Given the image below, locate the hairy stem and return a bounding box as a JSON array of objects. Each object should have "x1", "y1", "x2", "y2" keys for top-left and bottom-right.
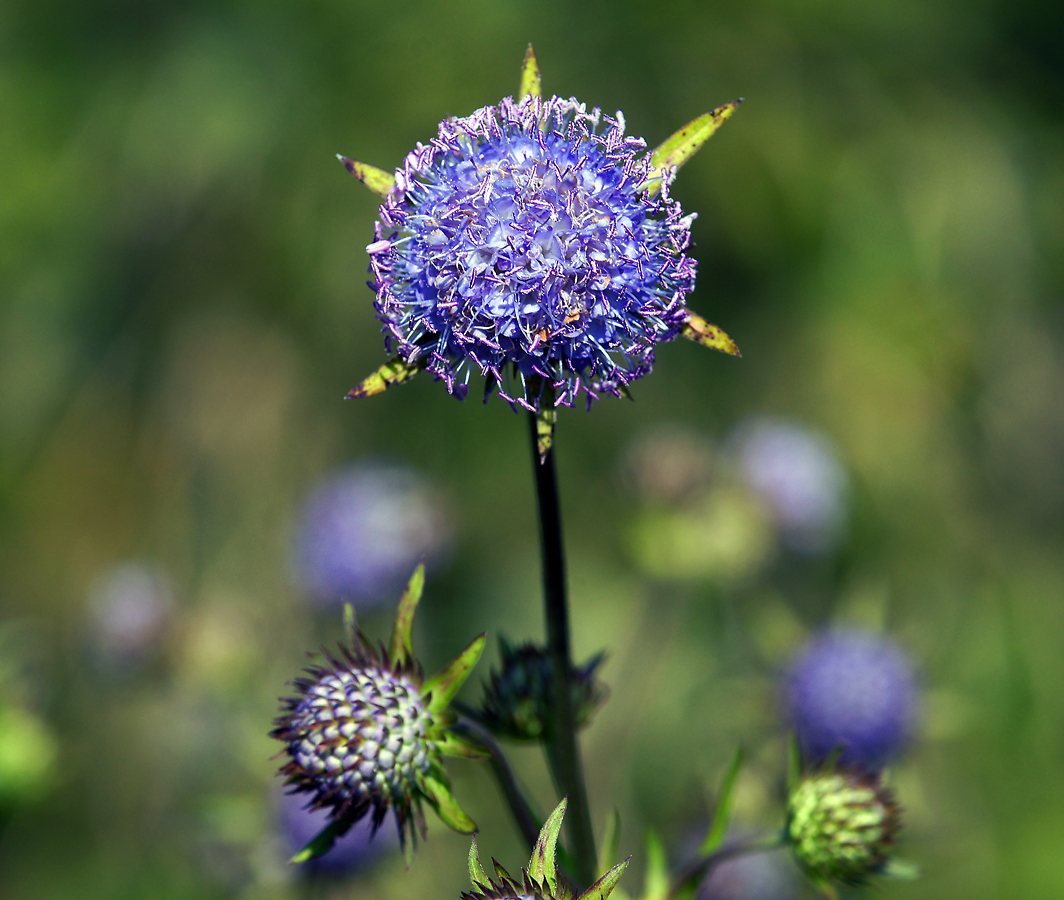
[{"x1": 527, "y1": 412, "x2": 597, "y2": 889}]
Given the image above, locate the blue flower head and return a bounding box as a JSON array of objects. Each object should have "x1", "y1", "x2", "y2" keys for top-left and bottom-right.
[
  {"x1": 785, "y1": 629, "x2": 916, "y2": 771},
  {"x1": 343, "y1": 48, "x2": 740, "y2": 454}
]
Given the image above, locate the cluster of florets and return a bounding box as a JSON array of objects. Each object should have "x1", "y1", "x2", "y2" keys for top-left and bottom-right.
[
  {"x1": 367, "y1": 94, "x2": 697, "y2": 411},
  {"x1": 479, "y1": 637, "x2": 608, "y2": 741}
]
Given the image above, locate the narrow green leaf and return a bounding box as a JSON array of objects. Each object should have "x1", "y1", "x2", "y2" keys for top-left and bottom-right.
[
  {"x1": 290, "y1": 815, "x2": 353, "y2": 864},
  {"x1": 643, "y1": 830, "x2": 669, "y2": 900},
  {"x1": 642, "y1": 100, "x2": 741, "y2": 196},
  {"x1": 423, "y1": 633, "x2": 486, "y2": 715},
  {"x1": 337, "y1": 155, "x2": 396, "y2": 196},
  {"x1": 389, "y1": 564, "x2": 425, "y2": 665},
  {"x1": 422, "y1": 773, "x2": 477, "y2": 834},
  {"x1": 598, "y1": 808, "x2": 621, "y2": 877},
  {"x1": 577, "y1": 858, "x2": 630, "y2": 900},
  {"x1": 435, "y1": 729, "x2": 491, "y2": 759},
  {"x1": 342, "y1": 602, "x2": 357, "y2": 646},
  {"x1": 519, "y1": 44, "x2": 542, "y2": 100},
  {"x1": 345, "y1": 356, "x2": 422, "y2": 399},
  {"x1": 529, "y1": 798, "x2": 567, "y2": 893},
  {"x1": 680, "y1": 312, "x2": 741, "y2": 357},
  {"x1": 469, "y1": 836, "x2": 490, "y2": 886},
  {"x1": 700, "y1": 746, "x2": 744, "y2": 854}
]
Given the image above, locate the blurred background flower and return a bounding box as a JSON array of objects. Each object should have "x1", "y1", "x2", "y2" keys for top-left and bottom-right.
[
  {"x1": 292, "y1": 462, "x2": 451, "y2": 609},
  {"x1": 698, "y1": 849, "x2": 799, "y2": 900}
]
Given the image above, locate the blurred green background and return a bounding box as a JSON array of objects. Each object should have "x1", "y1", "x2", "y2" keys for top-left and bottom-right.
[{"x1": 2, "y1": 0, "x2": 1063, "y2": 897}]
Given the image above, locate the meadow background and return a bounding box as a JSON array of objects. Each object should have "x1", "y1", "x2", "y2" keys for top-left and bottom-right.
[{"x1": 2, "y1": 0, "x2": 1063, "y2": 897}]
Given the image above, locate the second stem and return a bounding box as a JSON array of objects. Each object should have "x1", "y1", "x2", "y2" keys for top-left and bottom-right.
[{"x1": 528, "y1": 412, "x2": 597, "y2": 890}]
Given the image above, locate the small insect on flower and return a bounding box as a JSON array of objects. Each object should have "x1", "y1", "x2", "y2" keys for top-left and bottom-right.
[
  {"x1": 466, "y1": 798, "x2": 629, "y2": 900},
  {"x1": 271, "y1": 566, "x2": 488, "y2": 863},
  {"x1": 342, "y1": 46, "x2": 741, "y2": 458}
]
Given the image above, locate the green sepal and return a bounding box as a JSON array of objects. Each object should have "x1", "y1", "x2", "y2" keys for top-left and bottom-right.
[
  {"x1": 290, "y1": 812, "x2": 355, "y2": 864},
  {"x1": 577, "y1": 858, "x2": 630, "y2": 900},
  {"x1": 346, "y1": 356, "x2": 423, "y2": 399},
  {"x1": 642, "y1": 100, "x2": 741, "y2": 196},
  {"x1": 529, "y1": 797, "x2": 567, "y2": 893},
  {"x1": 598, "y1": 808, "x2": 621, "y2": 877},
  {"x1": 421, "y1": 771, "x2": 477, "y2": 834},
  {"x1": 642, "y1": 829, "x2": 669, "y2": 900},
  {"x1": 389, "y1": 564, "x2": 424, "y2": 665},
  {"x1": 519, "y1": 44, "x2": 542, "y2": 100},
  {"x1": 435, "y1": 728, "x2": 491, "y2": 759},
  {"x1": 337, "y1": 155, "x2": 396, "y2": 197},
  {"x1": 424, "y1": 633, "x2": 487, "y2": 715},
  {"x1": 469, "y1": 836, "x2": 490, "y2": 886},
  {"x1": 700, "y1": 746, "x2": 744, "y2": 854},
  {"x1": 680, "y1": 312, "x2": 740, "y2": 357},
  {"x1": 493, "y1": 858, "x2": 516, "y2": 882}
]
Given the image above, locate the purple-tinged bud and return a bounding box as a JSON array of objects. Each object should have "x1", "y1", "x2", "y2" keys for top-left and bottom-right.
[
  {"x1": 785, "y1": 629, "x2": 916, "y2": 771},
  {"x1": 293, "y1": 464, "x2": 450, "y2": 608}
]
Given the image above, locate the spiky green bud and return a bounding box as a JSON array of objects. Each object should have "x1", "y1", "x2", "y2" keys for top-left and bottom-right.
[
  {"x1": 787, "y1": 771, "x2": 900, "y2": 887},
  {"x1": 272, "y1": 566, "x2": 487, "y2": 862},
  {"x1": 465, "y1": 799, "x2": 630, "y2": 900},
  {"x1": 479, "y1": 638, "x2": 608, "y2": 741}
]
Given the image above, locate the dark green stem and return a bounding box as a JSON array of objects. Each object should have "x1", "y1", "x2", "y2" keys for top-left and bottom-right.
[{"x1": 527, "y1": 412, "x2": 597, "y2": 890}]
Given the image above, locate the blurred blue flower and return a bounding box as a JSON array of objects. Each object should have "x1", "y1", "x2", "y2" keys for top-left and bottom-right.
[
  {"x1": 86, "y1": 561, "x2": 174, "y2": 677},
  {"x1": 729, "y1": 418, "x2": 848, "y2": 555},
  {"x1": 785, "y1": 629, "x2": 917, "y2": 771},
  {"x1": 369, "y1": 95, "x2": 698, "y2": 411},
  {"x1": 293, "y1": 464, "x2": 450, "y2": 607},
  {"x1": 699, "y1": 850, "x2": 798, "y2": 900},
  {"x1": 279, "y1": 789, "x2": 397, "y2": 876}
]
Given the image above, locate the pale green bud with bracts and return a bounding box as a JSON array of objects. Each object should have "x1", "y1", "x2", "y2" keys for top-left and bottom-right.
[
  {"x1": 787, "y1": 770, "x2": 900, "y2": 888},
  {"x1": 271, "y1": 565, "x2": 487, "y2": 863},
  {"x1": 465, "y1": 799, "x2": 630, "y2": 900}
]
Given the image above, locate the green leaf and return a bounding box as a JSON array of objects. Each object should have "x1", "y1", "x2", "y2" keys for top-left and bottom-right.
[
  {"x1": 337, "y1": 155, "x2": 396, "y2": 196},
  {"x1": 435, "y1": 728, "x2": 491, "y2": 759},
  {"x1": 519, "y1": 44, "x2": 542, "y2": 100},
  {"x1": 529, "y1": 797, "x2": 567, "y2": 893},
  {"x1": 700, "y1": 746, "x2": 744, "y2": 854},
  {"x1": 469, "y1": 836, "x2": 490, "y2": 886},
  {"x1": 577, "y1": 859, "x2": 630, "y2": 900},
  {"x1": 421, "y1": 772, "x2": 477, "y2": 834},
  {"x1": 680, "y1": 312, "x2": 741, "y2": 357},
  {"x1": 787, "y1": 733, "x2": 802, "y2": 795},
  {"x1": 643, "y1": 830, "x2": 669, "y2": 900},
  {"x1": 598, "y1": 808, "x2": 621, "y2": 877},
  {"x1": 345, "y1": 356, "x2": 422, "y2": 399},
  {"x1": 423, "y1": 633, "x2": 487, "y2": 715},
  {"x1": 290, "y1": 814, "x2": 354, "y2": 864},
  {"x1": 389, "y1": 564, "x2": 425, "y2": 665},
  {"x1": 342, "y1": 602, "x2": 357, "y2": 646},
  {"x1": 642, "y1": 100, "x2": 741, "y2": 196}
]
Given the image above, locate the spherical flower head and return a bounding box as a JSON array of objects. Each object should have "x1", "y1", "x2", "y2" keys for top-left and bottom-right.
[
  {"x1": 272, "y1": 567, "x2": 486, "y2": 861},
  {"x1": 369, "y1": 94, "x2": 698, "y2": 411},
  {"x1": 729, "y1": 417, "x2": 848, "y2": 555},
  {"x1": 787, "y1": 771, "x2": 900, "y2": 886},
  {"x1": 293, "y1": 463, "x2": 450, "y2": 607},
  {"x1": 479, "y1": 637, "x2": 608, "y2": 741},
  {"x1": 785, "y1": 629, "x2": 916, "y2": 771}
]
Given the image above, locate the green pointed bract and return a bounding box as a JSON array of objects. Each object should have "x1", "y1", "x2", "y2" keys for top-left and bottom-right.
[
  {"x1": 493, "y1": 859, "x2": 516, "y2": 883},
  {"x1": 290, "y1": 810, "x2": 357, "y2": 864},
  {"x1": 470, "y1": 837, "x2": 490, "y2": 886},
  {"x1": 422, "y1": 771, "x2": 477, "y2": 833},
  {"x1": 529, "y1": 797, "x2": 567, "y2": 893},
  {"x1": 700, "y1": 746, "x2": 744, "y2": 854},
  {"x1": 346, "y1": 355, "x2": 423, "y2": 398},
  {"x1": 578, "y1": 859, "x2": 630, "y2": 900},
  {"x1": 389, "y1": 564, "x2": 425, "y2": 665},
  {"x1": 680, "y1": 312, "x2": 740, "y2": 357},
  {"x1": 642, "y1": 830, "x2": 669, "y2": 900},
  {"x1": 642, "y1": 100, "x2": 741, "y2": 197},
  {"x1": 424, "y1": 632, "x2": 487, "y2": 715},
  {"x1": 519, "y1": 44, "x2": 542, "y2": 100},
  {"x1": 338, "y1": 154, "x2": 396, "y2": 196},
  {"x1": 597, "y1": 809, "x2": 621, "y2": 878}
]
